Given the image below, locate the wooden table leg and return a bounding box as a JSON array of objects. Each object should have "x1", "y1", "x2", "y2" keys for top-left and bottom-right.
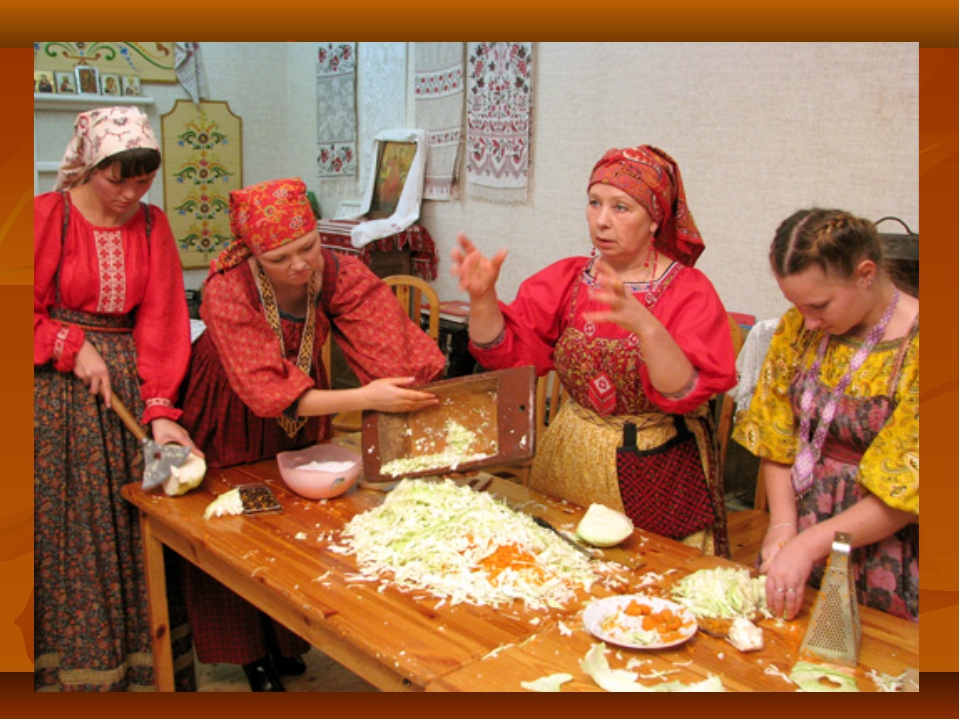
[{"x1": 139, "y1": 510, "x2": 176, "y2": 692}]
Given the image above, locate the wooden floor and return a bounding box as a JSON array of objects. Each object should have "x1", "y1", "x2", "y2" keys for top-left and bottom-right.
[{"x1": 196, "y1": 647, "x2": 377, "y2": 692}]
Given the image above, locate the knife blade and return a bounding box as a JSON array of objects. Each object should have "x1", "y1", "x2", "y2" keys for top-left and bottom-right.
[{"x1": 532, "y1": 516, "x2": 594, "y2": 560}]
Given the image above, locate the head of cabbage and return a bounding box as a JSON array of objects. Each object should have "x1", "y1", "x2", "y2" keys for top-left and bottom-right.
[{"x1": 576, "y1": 504, "x2": 634, "y2": 547}]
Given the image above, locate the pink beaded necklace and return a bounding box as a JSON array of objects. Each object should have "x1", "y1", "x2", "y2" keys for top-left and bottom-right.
[{"x1": 791, "y1": 287, "x2": 900, "y2": 494}]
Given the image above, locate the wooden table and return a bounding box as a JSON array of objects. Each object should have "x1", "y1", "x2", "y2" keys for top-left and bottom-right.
[
  {"x1": 425, "y1": 553, "x2": 920, "y2": 692},
  {"x1": 122, "y1": 467, "x2": 699, "y2": 692},
  {"x1": 124, "y1": 465, "x2": 917, "y2": 692}
]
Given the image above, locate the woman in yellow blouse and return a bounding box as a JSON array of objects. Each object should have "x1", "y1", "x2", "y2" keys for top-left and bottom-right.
[{"x1": 733, "y1": 208, "x2": 918, "y2": 622}]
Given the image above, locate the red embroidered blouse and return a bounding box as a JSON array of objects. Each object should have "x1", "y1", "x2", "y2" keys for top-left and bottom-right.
[
  {"x1": 198, "y1": 251, "x2": 446, "y2": 419},
  {"x1": 33, "y1": 192, "x2": 190, "y2": 423},
  {"x1": 470, "y1": 257, "x2": 736, "y2": 415}
]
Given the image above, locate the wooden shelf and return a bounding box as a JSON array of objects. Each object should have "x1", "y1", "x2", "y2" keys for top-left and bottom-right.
[{"x1": 34, "y1": 93, "x2": 155, "y2": 111}]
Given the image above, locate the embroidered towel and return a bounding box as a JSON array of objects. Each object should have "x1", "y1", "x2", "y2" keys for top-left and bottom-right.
[
  {"x1": 413, "y1": 42, "x2": 465, "y2": 201},
  {"x1": 465, "y1": 42, "x2": 534, "y2": 204},
  {"x1": 174, "y1": 42, "x2": 208, "y2": 104},
  {"x1": 316, "y1": 42, "x2": 358, "y2": 177}
]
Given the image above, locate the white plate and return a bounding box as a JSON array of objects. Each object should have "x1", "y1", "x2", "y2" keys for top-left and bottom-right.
[{"x1": 583, "y1": 594, "x2": 698, "y2": 650}]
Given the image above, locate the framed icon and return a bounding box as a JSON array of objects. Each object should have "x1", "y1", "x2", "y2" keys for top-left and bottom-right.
[
  {"x1": 55, "y1": 71, "x2": 76, "y2": 94},
  {"x1": 100, "y1": 73, "x2": 121, "y2": 97},
  {"x1": 75, "y1": 65, "x2": 99, "y2": 95},
  {"x1": 121, "y1": 74, "x2": 142, "y2": 97},
  {"x1": 368, "y1": 141, "x2": 417, "y2": 219},
  {"x1": 34, "y1": 70, "x2": 55, "y2": 94}
]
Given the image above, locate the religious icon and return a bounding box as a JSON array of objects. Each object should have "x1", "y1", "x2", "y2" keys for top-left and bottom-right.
[
  {"x1": 368, "y1": 141, "x2": 417, "y2": 219},
  {"x1": 101, "y1": 73, "x2": 121, "y2": 96},
  {"x1": 121, "y1": 74, "x2": 142, "y2": 96},
  {"x1": 34, "y1": 71, "x2": 55, "y2": 94},
  {"x1": 75, "y1": 66, "x2": 99, "y2": 95},
  {"x1": 55, "y1": 71, "x2": 76, "y2": 94}
]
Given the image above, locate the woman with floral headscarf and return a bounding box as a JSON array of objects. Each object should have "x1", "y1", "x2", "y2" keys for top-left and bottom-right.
[
  {"x1": 452, "y1": 145, "x2": 736, "y2": 555},
  {"x1": 34, "y1": 106, "x2": 200, "y2": 691},
  {"x1": 178, "y1": 177, "x2": 445, "y2": 691}
]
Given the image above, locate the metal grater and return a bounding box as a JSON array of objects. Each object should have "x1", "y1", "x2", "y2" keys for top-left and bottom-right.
[{"x1": 798, "y1": 532, "x2": 862, "y2": 667}]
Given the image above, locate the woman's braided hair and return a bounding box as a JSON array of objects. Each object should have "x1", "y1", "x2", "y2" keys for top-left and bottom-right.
[{"x1": 769, "y1": 208, "x2": 884, "y2": 280}]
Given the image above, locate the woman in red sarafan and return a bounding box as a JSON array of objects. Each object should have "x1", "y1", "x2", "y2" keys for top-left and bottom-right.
[
  {"x1": 452, "y1": 145, "x2": 737, "y2": 557},
  {"x1": 179, "y1": 177, "x2": 445, "y2": 691},
  {"x1": 33, "y1": 106, "x2": 200, "y2": 691}
]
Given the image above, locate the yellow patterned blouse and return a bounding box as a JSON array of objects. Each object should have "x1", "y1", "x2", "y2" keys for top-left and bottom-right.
[{"x1": 732, "y1": 307, "x2": 919, "y2": 515}]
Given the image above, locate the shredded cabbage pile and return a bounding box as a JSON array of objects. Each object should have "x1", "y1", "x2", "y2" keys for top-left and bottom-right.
[
  {"x1": 669, "y1": 566, "x2": 768, "y2": 619},
  {"x1": 337, "y1": 478, "x2": 602, "y2": 609}
]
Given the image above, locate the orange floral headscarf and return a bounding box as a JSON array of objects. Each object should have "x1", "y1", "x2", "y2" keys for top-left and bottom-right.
[
  {"x1": 210, "y1": 178, "x2": 317, "y2": 273},
  {"x1": 588, "y1": 145, "x2": 704, "y2": 267}
]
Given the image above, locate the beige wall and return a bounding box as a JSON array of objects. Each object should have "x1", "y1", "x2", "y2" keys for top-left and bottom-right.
[
  {"x1": 300, "y1": 42, "x2": 918, "y2": 323},
  {"x1": 416, "y1": 43, "x2": 918, "y2": 323},
  {"x1": 35, "y1": 42, "x2": 919, "y2": 322}
]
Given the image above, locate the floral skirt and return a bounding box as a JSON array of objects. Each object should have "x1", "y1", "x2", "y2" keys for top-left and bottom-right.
[
  {"x1": 34, "y1": 315, "x2": 195, "y2": 691},
  {"x1": 799, "y1": 455, "x2": 919, "y2": 622}
]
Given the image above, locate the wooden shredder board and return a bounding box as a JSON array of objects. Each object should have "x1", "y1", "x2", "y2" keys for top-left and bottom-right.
[{"x1": 361, "y1": 366, "x2": 536, "y2": 483}]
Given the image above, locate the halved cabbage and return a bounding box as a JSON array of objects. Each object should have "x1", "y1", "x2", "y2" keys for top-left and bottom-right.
[{"x1": 576, "y1": 504, "x2": 634, "y2": 547}]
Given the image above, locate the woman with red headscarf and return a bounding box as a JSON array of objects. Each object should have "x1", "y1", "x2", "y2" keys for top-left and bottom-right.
[
  {"x1": 178, "y1": 177, "x2": 445, "y2": 691},
  {"x1": 452, "y1": 145, "x2": 736, "y2": 556}
]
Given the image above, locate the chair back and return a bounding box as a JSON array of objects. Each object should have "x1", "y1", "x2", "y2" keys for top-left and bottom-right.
[
  {"x1": 382, "y1": 274, "x2": 440, "y2": 342},
  {"x1": 716, "y1": 313, "x2": 747, "y2": 483},
  {"x1": 536, "y1": 369, "x2": 568, "y2": 435},
  {"x1": 328, "y1": 274, "x2": 440, "y2": 437},
  {"x1": 719, "y1": 313, "x2": 772, "y2": 563}
]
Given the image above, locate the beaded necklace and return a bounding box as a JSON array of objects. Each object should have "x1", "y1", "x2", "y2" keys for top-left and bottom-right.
[
  {"x1": 791, "y1": 287, "x2": 900, "y2": 494},
  {"x1": 253, "y1": 261, "x2": 320, "y2": 438},
  {"x1": 642, "y1": 244, "x2": 661, "y2": 308}
]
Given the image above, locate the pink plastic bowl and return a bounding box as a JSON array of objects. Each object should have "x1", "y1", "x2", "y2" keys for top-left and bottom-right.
[{"x1": 276, "y1": 444, "x2": 361, "y2": 500}]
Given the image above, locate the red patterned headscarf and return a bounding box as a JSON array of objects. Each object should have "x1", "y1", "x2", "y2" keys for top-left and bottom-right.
[
  {"x1": 588, "y1": 145, "x2": 704, "y2": 267},
  {"x1": 210, "y1": 178, "x2": 317, "y2": 273}
]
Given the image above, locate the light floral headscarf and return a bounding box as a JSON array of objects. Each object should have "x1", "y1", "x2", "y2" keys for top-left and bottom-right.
[
  {"x1": 210, "y1": 178, "x2": 318, "y2": 274},
  {"x1": 54, "y1": 106, "x2": 160, "y2": 191},
  {"x1": 588, "y1": 145, "x2": 705, "y2": 267}
]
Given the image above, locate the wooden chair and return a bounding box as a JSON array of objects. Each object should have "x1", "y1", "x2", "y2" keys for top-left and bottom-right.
[
  {"x1": 727, "y1": 472, "x2": 770, "y2": 565},
  {"x1": 330, "y1": 274, "x2": 440, "y2": 436},
  {"x1": 715, "y1": 313, "x2": 746, "y2": 473},
  {"x1": 719, "y1": 313, "x2": 770, "y2": 565},
  {"x1": 382, "y1": 274, "x2": 440, "y2": 343},
  {"x1": 485, "y1": 368, "x2": 569, "y2": 486}
]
